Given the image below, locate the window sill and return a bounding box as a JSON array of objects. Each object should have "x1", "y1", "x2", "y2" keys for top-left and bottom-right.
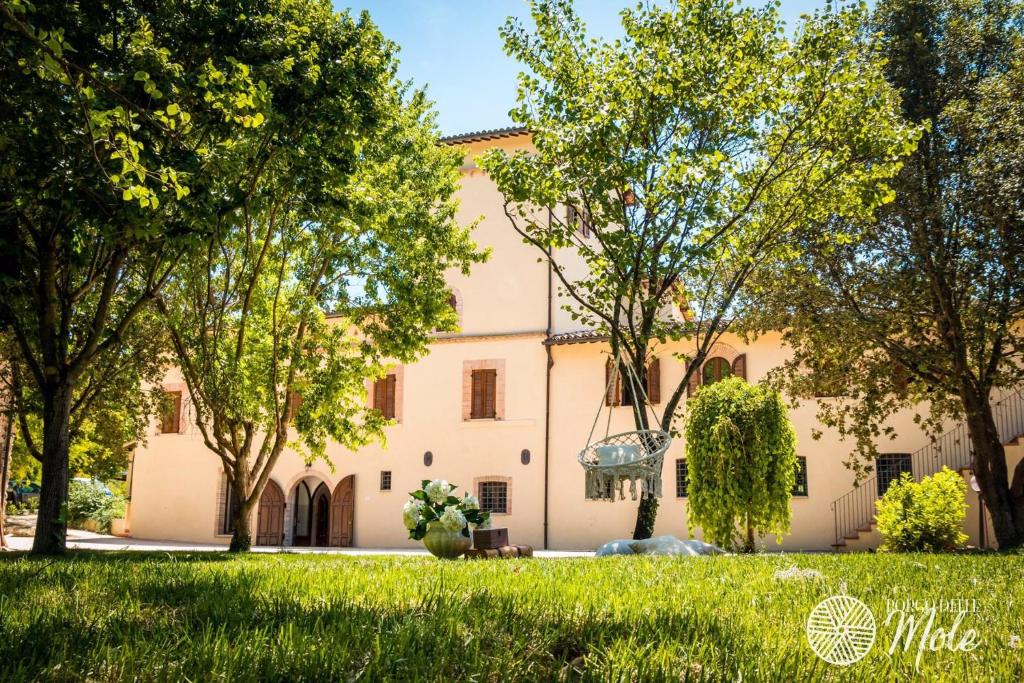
[{"x1": 462, "y1": 418, "x2": 534, "y2": 427}]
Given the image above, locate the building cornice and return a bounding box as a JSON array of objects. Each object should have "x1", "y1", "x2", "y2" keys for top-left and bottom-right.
[{"x1": 430, "y1": 329, "x2": 547, "y2": 344}]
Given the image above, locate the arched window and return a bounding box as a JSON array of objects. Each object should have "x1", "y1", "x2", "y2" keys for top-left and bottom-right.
[
  {"x1": 702, "y1": 357, "x2": 732, "y2": 386},
  {"x1": 448, "y1": 293, "x2": 458, "y2": 311}
]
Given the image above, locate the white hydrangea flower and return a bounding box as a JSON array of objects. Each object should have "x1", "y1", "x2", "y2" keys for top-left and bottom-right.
[
  {"x1": 462, "y1": 493, "x2": 480, "y2": 510},
  {"x1": 439, "y1": 505, "x2": 467, "y2": 533},
  {"x1": 425, "y1": 479, "x2": 450, "y2": 505},
  {"x1": 402, "y1": 499, "x2": 424, "y2": 530}
]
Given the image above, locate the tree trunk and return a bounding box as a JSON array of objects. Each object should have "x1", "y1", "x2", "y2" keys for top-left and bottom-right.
[
  {"x1": 962, "y1": 388, "x2": 1024, "y2": 549},
  {"x1": 632, "y1": 493, "x2": 658, "y2": 540},
  {"x1": 229, "y1": 467, "x2": 253, "y2": 552},
  {"x1": 31, "y1": 384, "x2": 73, "y2": 555},
  {"x1": 624, "y1": 351, "x2": 660, "y2": 540},
  {"x1": 229, "y1": 501, "x2": 254, "y2": 552},
  {"x1": 0, "y1": 383, "x2": 13, "y2": 550}
]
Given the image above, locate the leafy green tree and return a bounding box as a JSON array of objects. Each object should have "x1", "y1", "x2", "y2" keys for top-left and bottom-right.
[
  {"x1": 748, "y1": 0, "x2": 1024, "y2": 548},
  {"x1": 158, "y1": 84, "x2": 483, "y2": 551},
  {"x1": 480, "y1": 0, "x2": 918, "y2": 537},
  {"x1": 0, "y1": 0, "x2": 390, "y2": 554},
  {"x1": 684, "y1": 377, "x2": 797, "y2": 551},
  {"x1": 0, "y1": 0, "x2": 315, "y2": 557}
]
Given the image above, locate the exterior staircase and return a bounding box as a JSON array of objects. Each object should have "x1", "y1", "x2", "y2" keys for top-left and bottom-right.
[{"x1": 830, "y1": 387, "x2": 1024, "y2": 550}]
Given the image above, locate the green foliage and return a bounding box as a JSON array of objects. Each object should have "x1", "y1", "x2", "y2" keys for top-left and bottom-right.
[
  {"x1": 478, "y1": 0, "x2": 917, "y2": 535},
  {"x1": 875, "y1": 468, "x2": 969, "y2": 552},
  {"x1": 747, "y1": 0, "x2": 1024, "y2": 467},
  {"x1": 0, "y1": 0, "x2": 347, "y2": 552},
  {"x1": 0, "y1": 553, "x2": 1021, "y2": 680},
  {"x1": 402, "y1": 479, "x2": 490, "y2": 541},
  {"x1": 154, "y1": 5, "x2": 484, "y2": 552},
  {"x1": 745, "y1": 0, "x2": 1024, "y2": 547},
  {"x1": 65, "y1": 480, "x2": 125, "y2": 534},
  {"x1": 685, "y1": 377, "x2": 797, "y2": 551}
]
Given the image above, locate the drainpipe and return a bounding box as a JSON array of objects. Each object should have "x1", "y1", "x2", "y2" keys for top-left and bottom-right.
[{"x1": 543, "y1": 208, "x2": 554, "y2": 550}]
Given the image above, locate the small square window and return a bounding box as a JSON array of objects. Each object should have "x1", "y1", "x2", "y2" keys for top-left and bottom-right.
[
  {"x1": 792, "y1": 457, "x2": 808, "y2": 497},
  {"x1": 675, "y1": 459, "x2": 689, "y2": 498},
  {"x1": 876, "y1": 454, "x2": 912, "y2": 496},
  {"x1": 478, "y1": 481, "x2": 508, "y2": 514},
  {"x1": 380, "y1": 471, "x2": 392, "y2": 491}
]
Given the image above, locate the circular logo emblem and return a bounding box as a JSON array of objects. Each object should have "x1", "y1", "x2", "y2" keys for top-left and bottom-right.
[{"x1": 806, "y1": 595, "x2": 876, "y2": 665}]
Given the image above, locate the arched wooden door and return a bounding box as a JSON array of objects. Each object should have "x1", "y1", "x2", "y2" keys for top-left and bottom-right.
[
  {"x1": 256, "y1": 480, "x2": 285, "y2": 546},
  {"x1": 329, "y1": 475, "x2": 355, "y2": 547}
]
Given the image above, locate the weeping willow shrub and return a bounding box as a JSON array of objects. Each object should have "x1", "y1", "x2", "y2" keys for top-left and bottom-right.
[{"x1": 685, "y1": 377, "x2": 797, "y2": 552}]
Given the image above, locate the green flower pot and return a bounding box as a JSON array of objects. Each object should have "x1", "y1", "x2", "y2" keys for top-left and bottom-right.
[{"x1": 422, "y1": 521, "x2": 471, "y2": 559}]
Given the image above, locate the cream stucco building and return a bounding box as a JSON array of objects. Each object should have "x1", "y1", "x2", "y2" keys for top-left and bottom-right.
[{"x1": 125, "y1": 128, "x2": 1023, "y2": 552}]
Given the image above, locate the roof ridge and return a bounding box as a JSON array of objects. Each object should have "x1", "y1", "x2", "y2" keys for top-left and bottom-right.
[{"x1": 440, "y1": 126, "x2": 529, "y2": 145}]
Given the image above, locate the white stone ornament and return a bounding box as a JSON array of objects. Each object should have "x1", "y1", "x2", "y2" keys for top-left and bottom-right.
[{"x1": 806, "y1": 594, "x2": 876, "y2": 666}]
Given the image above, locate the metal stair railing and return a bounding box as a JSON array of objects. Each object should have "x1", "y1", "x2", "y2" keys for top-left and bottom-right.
[{"x1": 831, "y1": 386, "x2": 1024, "y2": 546}]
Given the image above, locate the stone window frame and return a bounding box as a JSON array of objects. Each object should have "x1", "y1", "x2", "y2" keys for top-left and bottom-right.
[
  {"x1": 474, "y1": 475, "x2": 512, "y2": 515},
  {"x1": 367, "y1": 365, "x2": 404, "y2": 423},
  {"x1": 675, "y1": 458, "x2": 689, "y2": 498},
  {"x1": 158, "y1": 382, "x2": 188, "y2": 434},
  {"x1": 462, "y1": 359, "x2": 506, "y2": 421},
  {"x1": 792, "y1": 456, "x2": 809, "y2": 497},
  {"x1": 448, "y1": 288, "x2": 464, "y2": 328}
]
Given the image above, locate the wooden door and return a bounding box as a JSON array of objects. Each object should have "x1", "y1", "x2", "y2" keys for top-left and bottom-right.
[
  {"x1": 255, "y1": 480, "x2": 285, "y2": 546},
  {"x1": 329, "y1": 475, "x2": 355, "y2": 547}
]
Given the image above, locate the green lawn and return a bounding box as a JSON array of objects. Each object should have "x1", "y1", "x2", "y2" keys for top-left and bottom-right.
[{"x1": 0, "y1": 552, "x2": 1021, "y2": 681}]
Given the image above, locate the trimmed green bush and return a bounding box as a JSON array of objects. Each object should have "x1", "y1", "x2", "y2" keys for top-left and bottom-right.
[
  {"x1": 66, "y1": 480, "x2": 125, "y2": 534},
  {"x1": 875, "y1": 467, "x2": 968, "y2": 552}
]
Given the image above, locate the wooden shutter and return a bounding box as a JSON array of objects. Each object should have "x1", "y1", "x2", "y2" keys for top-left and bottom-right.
[
  {"x1": 373, "y1": 376, "x2": 396, "y2": 419},
  {"x1": 646, "y1": 358, "x2": 661, "y2": 404},
  {"x1": 161, "y1": 391, "x2": 182, "y2": 433},
  {"x1": 604, "y1": 359, "x2": 621, "y2": 406},
  {"x1": 892, "y1": 363, "x2": 909, "y2": 393},
  {"x1": 731, "y1": 354, "x2": 747, "y2": 381},
  {"x1": 471, "y1": 369, "x2": 497, "y2": 419},
  {"x1": 287, "y1": 391, "x2": 303, "y2": 423}
]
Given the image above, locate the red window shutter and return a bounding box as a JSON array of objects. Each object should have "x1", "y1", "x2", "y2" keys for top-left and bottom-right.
[
  {"x1": 731, "y1": 354, "x2": 746, "y2": 381},
  {"x1": 647, "y1": 358, "x2": 661, "y2": 404}
]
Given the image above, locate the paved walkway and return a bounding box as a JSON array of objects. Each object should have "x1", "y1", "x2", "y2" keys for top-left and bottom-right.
[{"x1": 3, "y1": 518, "x2": 591, "y2": 557}]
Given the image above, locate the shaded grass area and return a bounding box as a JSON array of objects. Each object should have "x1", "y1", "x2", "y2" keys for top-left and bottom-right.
[{"x1": 0, "y1": 551, "x2": 1021, "y2": 681}]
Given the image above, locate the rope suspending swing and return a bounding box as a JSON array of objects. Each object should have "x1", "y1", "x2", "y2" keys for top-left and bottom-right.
[{"x1": 578, "y1": 349, "x2": 671, "y2": 500}]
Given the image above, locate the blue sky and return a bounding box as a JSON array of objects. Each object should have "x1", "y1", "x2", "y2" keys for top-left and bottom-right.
[{"x1": 338, "y1": 1, "x2": 844, "y2": 137}]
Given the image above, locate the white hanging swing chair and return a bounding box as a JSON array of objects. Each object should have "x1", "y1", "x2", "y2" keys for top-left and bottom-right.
[{"x1": 579, "y1": 350, "x2": 671, "y2": 501}]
